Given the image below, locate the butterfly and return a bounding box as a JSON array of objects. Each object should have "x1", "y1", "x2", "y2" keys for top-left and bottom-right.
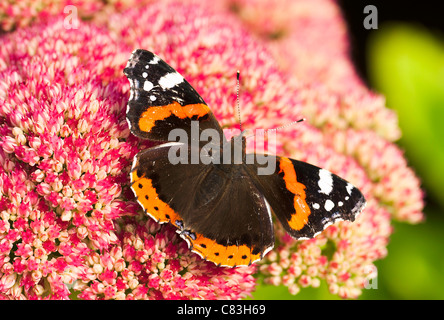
[{"x1": 123, "y1": 49, "x2": 366, "y2": 267}]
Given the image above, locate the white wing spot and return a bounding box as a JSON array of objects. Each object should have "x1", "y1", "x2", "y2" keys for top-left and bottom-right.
[
  {"x1": 150, "y1": 95, "x2": 157, "y2": 101},
  {"x1": 142, "y1": 72, "x2": 148, "y2": 78},
  {"x1": 318, "y1": 169, "x2": 333, "y2": 195},
  {"x1": 313, "y1": 203, "x2": 320, "y2": 210},
  {"x1": 159, "y1": 72, "x2": 184, "y2": 89},
  {"x1": 346, "y1": 183, "x2": 354, "y2": 195},
  {"x1": 324, "y1": 199, "x2": 335, "y2": 211},
  {"x1": 338, "y1": 201, "x2": 343, "y2": 207},
  {"x1": 149, "y1": 56, "x2": 160, "y2": 64},
  {"x1": 143, "y1": 80, "x2": 154, "y2": 91}
]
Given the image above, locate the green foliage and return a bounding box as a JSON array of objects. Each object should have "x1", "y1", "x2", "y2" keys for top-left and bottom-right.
[{"x1": 362, "y1": 205, "x2": 444, "y2": 300}]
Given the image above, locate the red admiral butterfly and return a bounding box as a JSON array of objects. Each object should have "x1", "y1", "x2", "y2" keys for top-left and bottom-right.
[{"x1": 124, "y1": 49, "x2": 366, "y2": 267}]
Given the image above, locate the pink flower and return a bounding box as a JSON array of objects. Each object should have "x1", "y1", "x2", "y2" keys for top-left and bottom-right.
[
  {"x1": 0, "y1": 0, "x2": 99, "y2": 31},
  {"x1": 76, "y1": 219, "x2": 256, "y2": 299},
  {"x1": 0, "y1": 0, "x2": 424, "y2": 300}
]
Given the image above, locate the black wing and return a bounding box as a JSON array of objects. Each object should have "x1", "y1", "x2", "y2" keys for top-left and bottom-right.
[
  {"x1": 246, "y1": 155, "x2": 366, "y2": 239},
  {"x1": 124, "y1": 49, "x2": 224, "y2": 142}
]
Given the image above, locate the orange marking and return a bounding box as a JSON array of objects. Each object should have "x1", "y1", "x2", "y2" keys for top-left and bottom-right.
[
  {"x1": 279, "y1": 157, "x2": 311, "y2": 230},
  {"x1": 131, "y1": 170, "x2": 180, "y2": 224},
  {"x1": 139, "y1": 102, "x2": 210, "y2": 132},
  {"x1": 186, "y1": 233, "x2": 261, "y2": 267},
  {"x1": 131, "y1": 162, "x2": 260, "y2": 267}
]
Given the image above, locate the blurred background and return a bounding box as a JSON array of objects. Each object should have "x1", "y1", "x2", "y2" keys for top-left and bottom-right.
[{"x1": 252, "y1": 0, "x2": 444, "y2": 299}]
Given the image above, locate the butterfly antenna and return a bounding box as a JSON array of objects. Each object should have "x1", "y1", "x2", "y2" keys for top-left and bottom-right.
[
  {"x1": 236, "y1": 70, "x2": 243, "y2": 133},
  {"x1": 245, "y1": 118, "x2": 306, "y2": 139}
]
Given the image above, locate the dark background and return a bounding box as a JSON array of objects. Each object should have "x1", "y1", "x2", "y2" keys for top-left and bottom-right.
[{"x1": 338, "y1": 0, "x2": 444, "y2": 84}]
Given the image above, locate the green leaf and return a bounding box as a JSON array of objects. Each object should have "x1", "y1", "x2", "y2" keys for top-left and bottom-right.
[{"x1": 249, "y1": 282, "x2": 340, "y2": 300}]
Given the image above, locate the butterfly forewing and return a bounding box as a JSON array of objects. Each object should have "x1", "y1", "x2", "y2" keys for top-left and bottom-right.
[{"x1": 124, "y1": 49, "x2": 224, "y2": 142}]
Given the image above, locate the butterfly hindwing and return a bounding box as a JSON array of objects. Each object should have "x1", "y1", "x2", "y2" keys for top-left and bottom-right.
[
  {"x1": 124, "y1": 49, "x2": 224, "y2": 142},
  {"x1": 248, "y1": 156, "x2": 366, "y2": 239},
  {"x1": 131, "y1": 143, "x2": 274, "y2": 267}
]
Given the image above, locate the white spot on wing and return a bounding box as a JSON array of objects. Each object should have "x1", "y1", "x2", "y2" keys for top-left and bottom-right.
[
  {"x1": 143, "y1": 80, "x2": 153, "y2": 91},
  {"x1": 346, "y1": 183, "x2": 354, "y2": 195},
  {"x1": 149, "y1": 56, "x2": 160, "y2": 64},
  {"x1": 313, "y1": 203, "x2": 320, "y2": 210},
  {"x1": 318, "y1": 169, "x2": 333, "y2": 195},
  {"x1": 324, "y1": 199, "x2": 335, "y2": 211},
  {"x1": 159, "y1": 72, "x2": 184, "y2": 90}
]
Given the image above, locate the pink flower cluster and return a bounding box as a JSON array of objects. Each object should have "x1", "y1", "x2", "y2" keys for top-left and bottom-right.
[
  {"x1": 0, "y1": 0, "x2": 149, "y2": 31},
  {"x1": 76, "y1": 218, "x2": 255, "y2": 299},
  {"x1": 0, "y1": 11, "x2": 257, "y2": 299},
  {"x1": 0, "y1": 0, "x2": 424, "y2": 299},
  {"x1": 0, "y1": 19, "x2": 137, "y2": 298}
]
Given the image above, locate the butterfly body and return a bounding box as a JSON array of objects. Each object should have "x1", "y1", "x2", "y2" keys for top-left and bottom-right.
[{"x1": 124, "y1": 49, "x2": 366, "y2": 267}]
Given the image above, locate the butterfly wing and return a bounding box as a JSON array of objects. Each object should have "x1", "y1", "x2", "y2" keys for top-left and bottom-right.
[
  {"x1": 131, "y1": 143, "x2": 274, "y2": 267},
  {"x1": 124, "y1": 49, "x2": 224, "y2": 142},
  {"x1": 247, "y1": 156, "x2": 366, "y2": 239}
]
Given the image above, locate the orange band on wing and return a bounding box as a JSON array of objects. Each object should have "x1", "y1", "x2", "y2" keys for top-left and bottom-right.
[
  {"x1": 131, "y1": 169, "x2": 181, "y2": 225},
  {"x1": 186, "y1": 233, "x2": 261, "y2": 267},
  {"x1": 139, "y1": 102, "x2": 210, "y2": 132},
  {"x1": 132, "y1": 168, "x2": 260, "y2": 267},
  {"x1": 279, "y1": 157, "x2": 311, "y2": 230}
]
